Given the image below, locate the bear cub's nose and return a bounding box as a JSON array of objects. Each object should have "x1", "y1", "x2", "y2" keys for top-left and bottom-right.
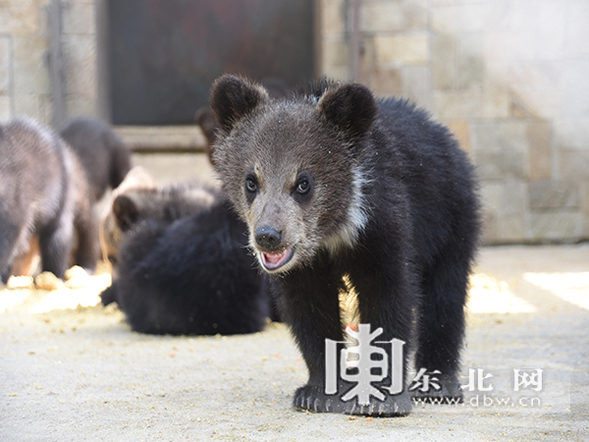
[{"x1": 255, "y1": 226, "x2": 283, "y2": 250}]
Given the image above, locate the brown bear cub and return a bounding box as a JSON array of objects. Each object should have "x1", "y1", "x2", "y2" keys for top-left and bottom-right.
[
  {"x1": 7, "y1": 118, "x2": 130, "y2": 279},
  {"x1": 210, "y1": 75, "x2": 480, "y2": 416},
  {"x1": 0, "y1": 118, "x2": 95, "y2": 282}
]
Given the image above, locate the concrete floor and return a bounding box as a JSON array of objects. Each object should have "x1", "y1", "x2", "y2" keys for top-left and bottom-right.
[{"x1": 1, "y1": 244, "x2": 588, "y2": 441}]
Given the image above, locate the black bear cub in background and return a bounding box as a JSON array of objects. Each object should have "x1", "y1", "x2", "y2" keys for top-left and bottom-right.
[
  {"x1": 100, "y1": 169, "x2": 270, "y2": 336},
  {"x1": 60, "y1": 117, "x2": 131, "y2": 204},
  {"x1": 210, "y1": 75, "x2": 480, "y2": 416}
]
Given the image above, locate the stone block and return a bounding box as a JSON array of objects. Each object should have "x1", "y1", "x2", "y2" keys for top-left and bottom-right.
[
  {"x1": 322, "y1": 65, "x2": 350, "y2": 82},
  {"x1": 0, "y1": 0, "x2": 39, "y2": 35},
  {"x1": 432, "y1": 34, "x2": 455, "y2": 90},
  {"x1": 362, "y1": 0, "x2": 427, "y2": 32},
  {"x1": 374, "y1": 34, "x2": 429, "y2": 66},
  {"x1": 362, "y1": 1, "x2": 404, "y2": 33},
  {"x1": 365, "y1": 68, "x2": 401, "y2": 97},
  {"x1": 321, "y1": 38, "x2": 349, "y2": 73},
  {"x1": 529, "y1": 180, "x2": 579, "y2": 210},
  {"x1": 455, "y1": 33, "x2": 483, "y2": 90},
  {"x1": 528, "y1": 210, "x2": 583, "y2": 242},
  {"x1": 38, "y1": 93, "x2": 52, "y2": 126},
  {"x1": 553, "y1": 119, "x2": 589, "y2": 151},
  {"x1": 562, "y1": 59, "x2": 589, "y2": 119},
  {"x1": 497, "y1": 179, "x2": 526, "y2": 243},
  {"x1": 401, "y1": 66, "x2": 430, "y2": 110},
  {"x1": 63, "y1": 35, "x2": 96, "y2": 95},
  {"x1": 36, "y1": 2, "x2": 50, "y2": 38},
  {"x1": 65, "y1": 94, "x2": 97, "y2": 120},
  {"x1": 486, "y1": 1, "x2": 565, "y2": 61},
  {"x1": 481, "y1": 81, "x2": 510, "y2": 119},
  {"x1": 507, "y1": 63, "x2": 562, "y2": 120},
  {"x1": 563, "y1": 0, "x2": 589, "y2": 58},
  {"x1": 472, "y1": 150, "x2": 525, "y2": 181},
  {"x1": 0, "y1": 95, "x2": 12, "y2": 120},
  {"x1": 359, "y1": 36, "x2": 377, "y2": 69},
  {"x1": 527, "y1": 121, "x2": 552, "y2": 180},
  {"x1": 12, "y1": 36, "x2": 50, "y2": 95},
  {"x1": 479, "y1": 179, "x2": 528, "y2": 244},
  {"x1": 581, "y1": 183, "x2": 589, "y2": 237},
  {"x1": 558, "y1": 149, "x2": 589, "y2": 182},
  {"x1": 62, "y1": 1, "x2": 96, "y2": 35},
  {"x1": 485, "y1": 30, "x2": 542, "y2": 65},
  {"x1": 13, "y1": 92, "x2": 42, "y2": 121},
  {"x1": 471, "y1": 122, "x2": 528, "y2": 180},
  {"x1": 403, "y1": 0, "x2": 428, "y2": 31},
  {"x1": 13, "y1": 54, "x2": 50, "y2": 95},
  {"x1": 472, "y1": 121, "x2": 528, "y2": 154},
  {"x1": 446, "y1": 120, "x2": 471, "y2": 154},
  {"x1": 132, "y1": 152, "x2": 215, "y2": 185},
  {"x1": 433, "y1": 90, "x2": 482, "y2": 119},
  {"x1": 0, "y1": 37, "x2": 11, "y2": 96},
  {"x1": 432, "y1": 4, "x2": 486, "y2": 34},
  {"x1": 479, "y1": 181, "x2": 501, "y2": 244},
  {"x1": 321, "y1": 0, "x2": 346, "y2": 36}
]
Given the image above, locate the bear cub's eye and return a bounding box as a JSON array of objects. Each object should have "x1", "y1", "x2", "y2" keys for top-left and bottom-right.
[
  {"x1": 245, "y1": 176, "x2": 258, "y2": 193},
  {"x1": 296, "y1": 179, "x2": 310, "y2": 194},
  {"x1": 293, "y1": 172, "x2": 313, "y2": 201}
]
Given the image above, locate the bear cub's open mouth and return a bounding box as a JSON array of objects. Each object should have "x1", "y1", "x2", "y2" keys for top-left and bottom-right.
[{"x1": 260, "y1": 247, "x2": 294, "y2": 271}]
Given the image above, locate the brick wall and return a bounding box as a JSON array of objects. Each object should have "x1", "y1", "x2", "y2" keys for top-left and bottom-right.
[{"x1": 321, "y1": 0, "x2": 589, "y2": 244}]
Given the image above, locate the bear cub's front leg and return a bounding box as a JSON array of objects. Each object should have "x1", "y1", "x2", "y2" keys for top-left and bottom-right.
[{"x1": 277, "y1": 270, "x2": 413, "y2": 417}]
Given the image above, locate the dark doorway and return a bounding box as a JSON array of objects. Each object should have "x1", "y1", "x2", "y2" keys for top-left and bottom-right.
[{"x1": 107, "y1": 0, "x2": 316, "y2": 125}]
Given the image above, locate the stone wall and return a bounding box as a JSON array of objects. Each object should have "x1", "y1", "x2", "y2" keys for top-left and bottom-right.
[
  {"x1": 0, "y1": 0, "x2": 98, "y2": 126},
  {"x1": 0, "y1": 0, "x2": 587, "y2": 244},
  {"x1": 61, "y1": 0, "x2": 98, "y2": 119},
  {"x1": 321, "y1": 0, "x2": 589, "y2": 244},
  {"x1": 0, "y1": 0, "x2": 52, "y2": 123}
]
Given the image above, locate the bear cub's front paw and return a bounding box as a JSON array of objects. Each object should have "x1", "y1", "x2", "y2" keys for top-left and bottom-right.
[{"x1": 293, "y1": 384, "x2": 413, "y2": 417}]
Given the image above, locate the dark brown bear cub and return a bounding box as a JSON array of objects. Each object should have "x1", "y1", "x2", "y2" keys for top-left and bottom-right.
[{"x1": 210, "y1": 75, "x2": 480, "y2": 417}]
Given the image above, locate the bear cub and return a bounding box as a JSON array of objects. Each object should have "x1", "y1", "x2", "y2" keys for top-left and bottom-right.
[
  {"x1": 0, "y1": 118, "x2": 95, "y2": 282},
  {"x1": 100, "y1": 169, "x2": 270, "y2": 335},
  {"x1": 210, "y1": 75, "x2": 480, "y2": 416},
  {"x1": 60, "y1": 117, "x2": 131, "y2": 204}
]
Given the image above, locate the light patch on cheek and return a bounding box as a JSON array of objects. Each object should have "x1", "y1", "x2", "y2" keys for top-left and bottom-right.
[
  {"x1": 323, "y1": 166, "x2": 370, "y2": 255},
  {"x1": 244, "y1": 207, "x2": 257, "y2": 229}
]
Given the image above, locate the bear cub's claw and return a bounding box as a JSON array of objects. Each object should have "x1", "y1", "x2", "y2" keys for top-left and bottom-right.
[{"x1": 293, "y1": 384, "x2": 413, "y2": 417}]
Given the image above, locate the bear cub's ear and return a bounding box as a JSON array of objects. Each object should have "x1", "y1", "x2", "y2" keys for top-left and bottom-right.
[
  {"x1": 210, "y1": 75, "x2": 269, "y2": 133},
  {"x1": 318, "y1": 83, "x2": 377, "y2": 138},
  {"x1": 112, "y1": 195, "x2": 139, "y2": 232}
]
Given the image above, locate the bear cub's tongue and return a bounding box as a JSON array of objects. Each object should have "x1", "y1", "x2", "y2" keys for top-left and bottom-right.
[{"x1": 261, "y1": 248, "x2": 293, "y2": 270}]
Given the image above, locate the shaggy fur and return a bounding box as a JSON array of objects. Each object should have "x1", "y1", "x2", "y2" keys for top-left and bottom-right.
[
  {"x1": 99, "y1": 169, "x2": 218, "y2": 268},
  {"x1": 102, "y1": 196, "x2": 269, "y2": 335},
  {"x1": 210, "y1": 75, "x2": 481, "y2": 417},
  {"x1": 99, "y1": 170, "x2": 270, "y2": 335},
  {"x1": 59, "y1": 118, "x2": 131, "y2": 203},
  {"x1": 0, "y1": 118, "x2": 95, "y2": 281}
]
